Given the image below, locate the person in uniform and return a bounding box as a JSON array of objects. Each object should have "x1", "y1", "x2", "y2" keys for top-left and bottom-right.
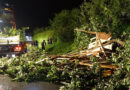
[{"x1": 41, "y1": 40, "x2": 46, "y2": 50}]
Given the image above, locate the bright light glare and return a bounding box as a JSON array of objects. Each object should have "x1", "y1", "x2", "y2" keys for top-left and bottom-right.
[
  {"x1": 0, "y1": 20, "x2": 3, "y2": 23},
  {"x1": 12, "y1": 54, "x2": 15, "y2": 57}
]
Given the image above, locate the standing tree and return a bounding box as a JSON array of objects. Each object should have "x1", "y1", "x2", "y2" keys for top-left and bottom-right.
[
  {"x1": 80, "y1": 0, "x2": 130, "y2": 37},
  {"x1": 50, "y1": 9, "x2": 81, "y2": 42}
]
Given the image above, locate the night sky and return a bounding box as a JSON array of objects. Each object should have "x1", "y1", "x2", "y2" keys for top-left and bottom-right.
[{"x1": 7, "y1": 0, "x2": 83, "y2": 29}]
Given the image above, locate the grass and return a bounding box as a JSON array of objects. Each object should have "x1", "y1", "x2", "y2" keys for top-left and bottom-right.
[
  {"x1": 33, "y1": 30, "x2": 54, "y2": 48},
  {"x1": 33, "y1": 30, "x2": 74, "y2": 54},
  {"x1": 46, "y1": 40, "x2": 73, "y2": 54}
]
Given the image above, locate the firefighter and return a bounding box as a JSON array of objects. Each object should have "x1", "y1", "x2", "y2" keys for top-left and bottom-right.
[
  {"x1": 41, "y1": 40, "x2": 46, "y2": 50},
  {"x1": 47, "y1": 38, "x2": 52, "y2": 44},
  {"x1": 35, "y1": 40, "x2": 38, "y2": 47}
]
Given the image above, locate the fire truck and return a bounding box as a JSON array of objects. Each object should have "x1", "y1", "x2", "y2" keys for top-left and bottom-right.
[{"x1": 0, "y1": 1, "x2": 27, "y2": 57}]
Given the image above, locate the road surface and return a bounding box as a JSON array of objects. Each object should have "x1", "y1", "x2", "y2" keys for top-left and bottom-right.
[{"x1": 0, "y1": 75, "x2": 60, "y2": 90}]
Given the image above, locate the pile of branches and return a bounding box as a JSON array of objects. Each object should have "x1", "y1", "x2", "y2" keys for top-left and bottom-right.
[{"x1": 0, "y1": 44, "x2": 129, "y2": 90}]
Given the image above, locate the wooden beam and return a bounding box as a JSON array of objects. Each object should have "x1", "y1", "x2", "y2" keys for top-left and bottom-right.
[
  {"x1": 79, "y1": 62, "x2": 118, "y2": 69},
  {"x1": 96, "y1": 33, "x2": 107, "y2": 57}
]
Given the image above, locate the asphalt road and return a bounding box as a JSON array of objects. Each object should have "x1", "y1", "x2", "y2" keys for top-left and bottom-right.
[{"x1": 0, "y1": 75, "x2": 60, "y2": 90}]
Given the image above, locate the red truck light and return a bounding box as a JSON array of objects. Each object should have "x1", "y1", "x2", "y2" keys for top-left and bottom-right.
[{"x1": 14, "y1": 45, "x2": 22, "y2": 52}]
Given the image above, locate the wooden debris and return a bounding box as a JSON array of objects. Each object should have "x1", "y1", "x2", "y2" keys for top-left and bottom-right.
[
  {"x1": 102, "y1": 70, "x2": 112, "y2": 77},
  {"x1": 43, "y1": 29, "x2": 124, "y2": 77},
  {"x1": 46, "y1": 54, "x2": 119, "y2": 70},
  {"x1": 75, "y1": 28, "x2": 124, "y2": 58},
  {"x1": 79, "y1": 62, "x2": 118, "y2": 69}
]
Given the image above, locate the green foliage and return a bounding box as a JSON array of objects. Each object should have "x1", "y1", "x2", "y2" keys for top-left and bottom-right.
[
  {"x1": 33, "y1": 27, "x2": 74, "y2": 54},
  {"x1": 50, "y1": 9, "x2": 81, "y2": 42},
  {"x1": 73, "y1": 30, "x2": 90, "y2": 50},
  {"x1": 94, "y1": 38, "x2": 130, "y2": 90},
  {"x1": 33, "y1": 27, "x2": 51, "y2": 35},
  {"x1": 47, "y1": 65, "x2": 61, "y2": 83},
  {"x1": 8, "y1": 0, "x2": 129, "y2": 89},
  {"x1": 18, "y1": 27, "x2": 30, "y2": 41},
  {"x1": 2, "y1": 27, "x2": 17, "y2": 36},
  {"x1": 46, "y1": 40, "x2": 73, "y2": 54},
  {"x1": 0, "y1": 27, "x2": 29, "y2": 41},
  {"x1": 0, "y1": 37, "x2": 129, "y2": 89},
  {"x1": 0, "y1": 46, "x2": 48, "y2": 82},
  {"x1": 72, "y1": 0, "x2": 130, "y2": 50},
  {"x1": 80, "y1": 0, "x2": 130, "y2": 37},
  {"x1": 33, "y1": 28, "x2": 54, "y2": 48}
]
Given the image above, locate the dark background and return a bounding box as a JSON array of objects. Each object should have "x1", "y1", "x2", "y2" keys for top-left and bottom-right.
[{"x1": 7, "y1": 0, "x2": 83, "y2": 29}]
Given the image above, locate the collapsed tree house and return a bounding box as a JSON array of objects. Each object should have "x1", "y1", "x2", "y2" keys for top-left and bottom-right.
[{"x1": 75, "y1": 29, "x2": 124, "y2": 58}]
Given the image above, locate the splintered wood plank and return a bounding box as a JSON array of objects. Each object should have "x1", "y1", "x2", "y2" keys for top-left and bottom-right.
[
  {"x1": 79, "y1": 62, "x2": 118, "y2": 69},
  {"x1": 47, "y1": 53, "x2": 119, "y2": 69},
  {"x1": 75, "y1": 28, "x2": 111, "y2": 40},
  {"x1": 102, "y1": 70, "x2": 112, "y2": 77}
]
